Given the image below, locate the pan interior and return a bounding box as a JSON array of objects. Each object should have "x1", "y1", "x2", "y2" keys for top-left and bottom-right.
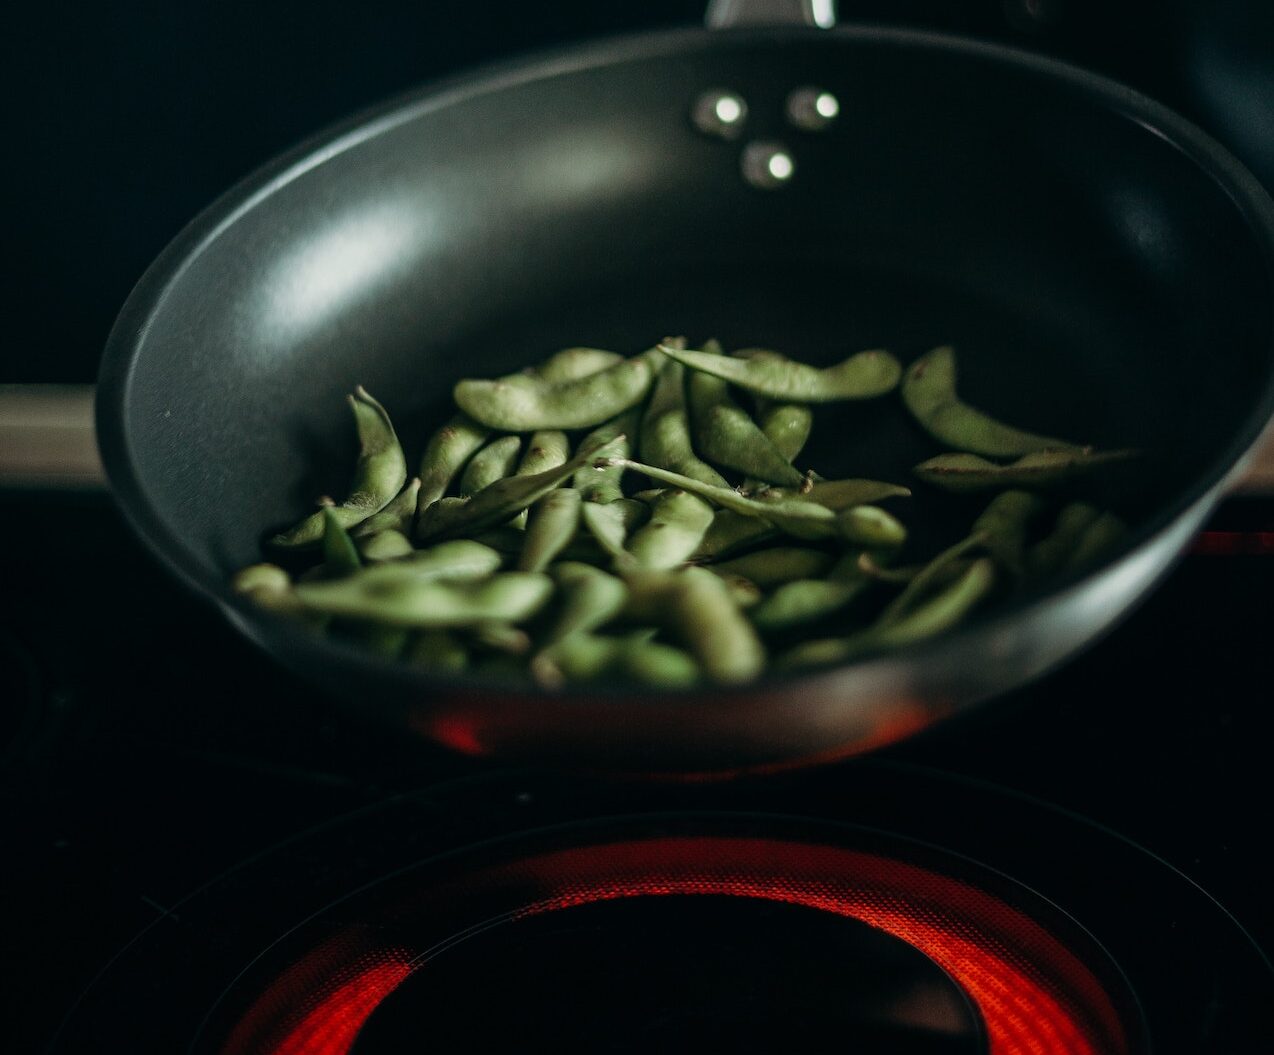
[{"x1": 110, "y1": 31, "x2": 1272, "y2": 584}]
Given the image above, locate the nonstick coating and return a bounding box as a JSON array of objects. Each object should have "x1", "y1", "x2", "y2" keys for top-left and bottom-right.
[{"x1": 98, "y1": 27, "x2": 1274, "y2": 771}]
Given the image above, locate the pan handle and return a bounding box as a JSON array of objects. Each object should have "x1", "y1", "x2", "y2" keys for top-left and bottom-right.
[
  {"x1": 0, "y1": 384, "x2": 104, "y2": 489},
  {"x1": 706, "y1": 0, "x2": 836, "y2": 29}
]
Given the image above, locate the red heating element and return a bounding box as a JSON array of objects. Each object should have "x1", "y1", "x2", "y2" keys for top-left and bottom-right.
[{"x1": 225, "y1": 837, "x2": 1127, "y2": 1055}]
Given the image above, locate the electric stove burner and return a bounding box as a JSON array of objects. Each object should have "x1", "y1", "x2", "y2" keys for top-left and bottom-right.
[{"x1": 49, "y1": 764, "x2": 1273, "y2": 1054}]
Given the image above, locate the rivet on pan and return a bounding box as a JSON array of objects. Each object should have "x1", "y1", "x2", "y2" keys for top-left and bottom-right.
[
  {"x1": 786, "y1": 87, "x2": 839, "y2": 131},
  {"x1": 691, "y1": 89, "x2": 749, "y2": 140},
  {"x1": 741, "y1": 142, "x2": 795, "y2": 189}
]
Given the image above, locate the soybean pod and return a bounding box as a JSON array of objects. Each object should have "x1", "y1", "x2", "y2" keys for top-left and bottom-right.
[
  {"x1": 902, "y1": 346, "x2": 1079, "y2": 458},
  {"x1": 659, "y1": 343, "x2": 901, "y2": 402},
  {"x1": 273, "y1": 387, "x2": 408, "y2": 546}
]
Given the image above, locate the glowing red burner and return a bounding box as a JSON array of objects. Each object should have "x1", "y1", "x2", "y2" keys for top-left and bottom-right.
[{"x1": 227, "y1": 837, "x2": 1126, "y2": 1055}]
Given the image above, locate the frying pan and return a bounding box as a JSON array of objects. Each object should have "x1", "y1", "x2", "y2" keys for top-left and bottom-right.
[{"x1": 12, "y1": 1, "x2": 1274, "y2": 772}]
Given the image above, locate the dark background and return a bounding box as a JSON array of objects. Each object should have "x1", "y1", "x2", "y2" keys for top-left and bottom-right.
[{"x1": 4, "y1": 0, "x2": 1273, "y2": 385}]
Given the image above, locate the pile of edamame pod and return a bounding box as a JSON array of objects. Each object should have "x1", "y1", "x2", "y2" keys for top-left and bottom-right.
[{"x1": 233, "y1": 340, "x2": 1133, "y2": 687}]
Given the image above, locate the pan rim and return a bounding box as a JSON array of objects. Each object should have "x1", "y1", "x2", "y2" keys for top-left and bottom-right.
[{"x1": 96, "y1": 23, "x2": 1274, "y2": 715}]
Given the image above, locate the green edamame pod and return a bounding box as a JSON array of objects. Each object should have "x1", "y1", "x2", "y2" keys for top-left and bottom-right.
[
  {"x1": 913, "y1": 449, "x2": 1135, "y2": 493},
  {"x1": 667, "y1": 567, "x2": 766, "y2": 684},
  {"x1": 902, "y1": 346, "x2": 1080, "y2": 458},
  {"x1": 407, "y1": 629, "x2": 469, "y2": 673},
  {"x1": 416, "y1": 435, "x2": 625, "y2": 543},
  {"x1": 836, "y1": 505, "x2": 907, "y2": 547},
  {"x1": 715, "y1": 573, "x2": 763, "y2": 609},
  {"x1": 777, "y1": 558, "x2": 996, "y2": 669},
  {"x1": 625, "y1": 490, "x2": 714, "y2": 570},
  {"x1": 618, "y1": 637, "x2": 700, "y2": 688},
  {"x1": 690, "y1": 479, "x2": 909, "y2": 560},
  {"x1": 518, "y1": 488, "x2": 583, "y2": 572},
  {"x1": 579, "y1": 498, "x2": 649, "y2": 566},
  {"x1": 321, "y1": 506, "x2": 362, "y2": 576},
  {"x1": 757, "y1": 400, "x2": 814, "y2": 464},
  {"x1": 273, "y1": 387, "x2": 408, "y2": 546},
  {"x1": 295, "y1": 571, "x2": 553, "y2": 628},
  {"x1": 573, "y1": 408, "x2": 642, "y2": 504},
  {"x1": 659, "y1": 343, "x2": 901, "y2": 403},
  {"x1": 1027, "y1": 503, "x2": 1101, "y2": 577},
  {"x1": 687, "y1": 344, "x2": 805, "y2": 487},
  {"x1": 454, "y1": 349, "x2": 660, "y2": 431},
  {"x1": 607, "y1": 459, "x2": 838, "y2": 541},
  {"x1": 639, "y1": 346, "x2": 730, "y2": 488},
  {"x1": 532, "y1": 632, "x2": 699, "y2": 689},
  {"x1": 749, "y1": 550, "x2": 877, "y2": 633},
  {"x1": 458, "y1": 435, "x2": 523, "y2": 497},
  {"x1": 540, "y1": 562, "x2": 630, "y2": 648},
  {"x1": 357, "y1": 529, "x2": 415, "y2": 562},
  {"x1": 470, "y1": 622, "x2": 531, "y2": 655},
  {"x1": 877, "y1": 533, "x2": 989, "y2": 627},
  {"x1": 515, "y1": 431, "x2": 571, "y2": 477},
  {"x1": 509, "y1": 430, "x2": 570, "y2": 527},
  {"x1": 1064, "y1": 511, "x2": 1127, "y2": 571},
  {"x1": 360, "y1": 539, "x2": 503, "y2": 585},
  {"x1": 970, "y1": 490, "x2": 1044, "y2": 577},
  {"x1": 531, "y1": 347, "x2": 623, "y2": 383},
  {"x1": 417, "y1": 413, "x2": 490, "y2": 510},
  {"x1": 353, "y1": 477, "x2": 422, "y2": 538},
  {"x1": 232, "y1": 563, "x2": 315, "y2": 622},
  {"x1": 694, "y1": 509, "x2": 776, "y2": 561},
  {"x1": 706, "y1": 547, "x2": 835, "y2": 590}
]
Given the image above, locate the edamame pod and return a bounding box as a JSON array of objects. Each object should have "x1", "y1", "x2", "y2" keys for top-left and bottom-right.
[
  {"x1": 694, "y1": 509, "x2": 775, "y2": 561},
  {"x1": 877, "y1": 533, "x2": 988, "y2": 627},
  {"x1": 970, "y1": 490, "x2": 1044, "y2": 577},
  {"x1": 454, "y1": 349, "x2": 660, "y2": 430},
  {"x1": 572, "y1": 408, "x2": 641, "y2": 504},
  {"x1": 667, "y1": 567, "x2": 766, "y2": 684},
  {"x1": 357, "y1": 529, "x2": 415, "y2": 562},
  {"x1": 706, "y1": 547, "x2": 835, "y2": 590},
  {"x1": 532, "y1": 632, "x2": 700, "y2": 689},
  {"x1": 509, "y1": 430, "x2": 570, "y2": 527},
  {"x1": 639, "y1": 346, "x2": 730, "y2": 488},
  {"x1": 295, "y1": 571, "x2": 553, "y2": 628},
  {"x1": 688, "y1": 344, "x2": 805, "y2": 486},
  {"x1": 749, "y1": 550, "x2": 877, "y2": 633},
  {"x1": 1065, "y1": 511, "x2": 1127, "y2": 571},
  {"x1": 353, "y1": 477, "x2": 422, "y2": 538},
  {"x1": 902, "y1": 346, "x2": 1079, "y2": 458},
  {"x1": 659, "y1": 344, "x2": 901, "y2": 402},
  {"x1": 540, "y1": 562, "x2": 630, "y2": 648},
  {"x1": 777, "y1": 558, "x2": 996, "y2": 669},
  {"x1": 531, "y1": 347, "x2": 623, "y2": 383},
  {"x1": 232, "y1": 563, "x2": 313, "y2": 620},
  {"x1": 606, "y1": 459, "x2": 838, "y2": 540},
  {"x1": 518, "y1": 488, "x2": 583, "y2": 572},
  {"x1": 360, "y1": 539, "x2": 503, "y2": 585},
  {"x1": 416, "y1": 435, "x2": 625, "y2": 542},
  {"x1": 913, "y1": 449, "x2": 1135, "y2": 493},
  {"x1": 459, "y1": 435, "x2": 522, "y2": 497},
  {"x1": 579, "y1": 498, "x2": 649, "y2": 566},
  {"x1": 470, "y1": 622, "x2": 531, "y2": 655},
  {"x1": 322, "y1": 506, "x2": 362, "y2": 576},
  {"x1": 625, "y1": 490, "x2": 714, "y2": 570},
  {"x1": 836, "y1": 505, "x2": 907, "y2": 547},
  {"x1": 417, "y1": 413, "x2": 490, "y2": 510},
  {"x1": 1027, "y1": 502, "x2": 1101, "y2": 577},
  {"x1": 273, "y1": 387, "x2": 408, "y2": 546}
]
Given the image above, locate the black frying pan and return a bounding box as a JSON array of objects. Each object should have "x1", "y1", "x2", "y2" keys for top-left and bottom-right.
[{"x1": 91, "y1": 5, "x2": 1274, "y2": 772}]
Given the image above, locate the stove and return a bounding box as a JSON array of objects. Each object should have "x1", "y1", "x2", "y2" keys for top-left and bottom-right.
[
  {"x1": 2, "y1": 489, "x2": 1272, "y2": 1052},
  {"x1": 6, "y1": 1, "x2": 1274, "y2": 1050}
]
